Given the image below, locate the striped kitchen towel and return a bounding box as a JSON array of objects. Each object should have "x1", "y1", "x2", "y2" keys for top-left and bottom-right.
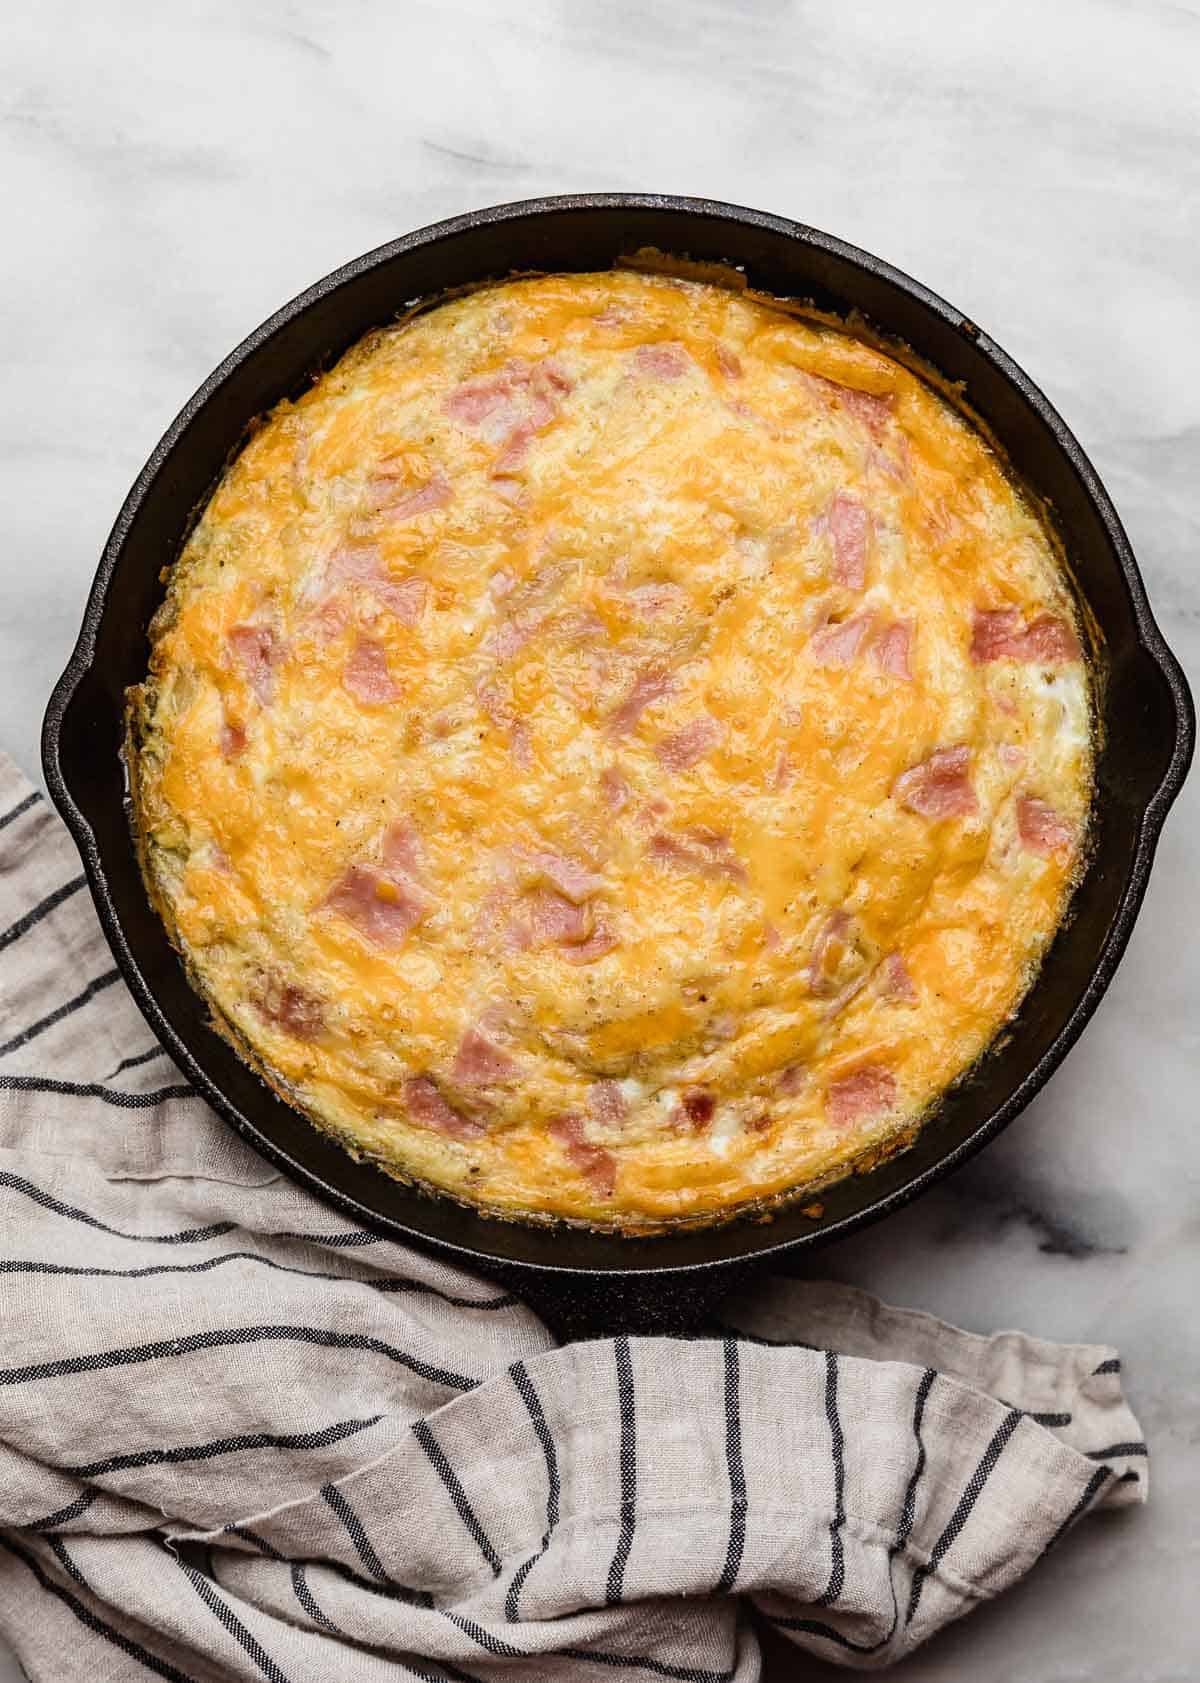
[{"x1": 0, "y1": 751, "x2": 1146, "y2": 1680}]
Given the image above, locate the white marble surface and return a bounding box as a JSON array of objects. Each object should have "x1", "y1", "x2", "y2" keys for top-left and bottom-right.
[{"x1": 2, "y1": 1, "x2": 1198, "y2": 1677}]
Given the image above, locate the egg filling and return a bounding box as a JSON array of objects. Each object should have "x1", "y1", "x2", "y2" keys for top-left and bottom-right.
[{"x1": 130, "y1": 271, "x2": 1093, "y2": 1230}]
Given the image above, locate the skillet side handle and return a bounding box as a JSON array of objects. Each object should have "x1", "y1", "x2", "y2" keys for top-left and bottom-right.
[{"x1": 495, "y1": 1266, "x2": 755, "y2": 1343}]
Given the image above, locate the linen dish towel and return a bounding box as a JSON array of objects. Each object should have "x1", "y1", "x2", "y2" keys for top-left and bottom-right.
[{"x1": 0, "y1": 751, "x2": 1146, "y2": 1680}]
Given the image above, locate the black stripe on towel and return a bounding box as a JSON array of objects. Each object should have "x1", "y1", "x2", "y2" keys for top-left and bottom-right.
[
  {"x1": 0, "y1": 967, "x2": 120, "y2": 1059},
  {"x1": 289, "y1": 1562, "x2": 342, "y2": 1635},
  {"x1": 28, "y1": 1488, "x2": 98, "y2": 1531},
  {"x1": 44, "y1": 1535, "x2": 88, "y2": 1589},
  {"x1": 0, "y1": 1169, "x2": 235, "y2": 1243},
  {"x1": 413, "y1": 1417, "x2": 502, "y2": 1576},
  {"x1": 0, "y1": 1250, "x2": 514, "y2": 1310},
  {"x1": 905, "y1": 1406, "x2": 1023, "y2": 1627},
  {"x1": 0, "y1": 791, "x2": 41, "y2": 832},
  {"x1": 763, "y1": 1363, "x2": 937, "y2": 1655},
  {"x1": 0, "y1": 875, "x2": 84, "y2": 954},
  {"x1": 1040, "y1": 1465, "x2": 1112, "y2": 1555},
  {"x1": 0, "y1": 1074, "x2": 195, "y2": 1108},
  {"x1": 505, "y1": 1359, "x2": 561, "y2": 1620},
  {"x1": 65, "y1": 1413, "x2": 383, "y2": 1478},
  {"x1": 1085, "y1": 1441, "x2": 1148, "y2": 1459},
  {"x1": 265, "y1": 1227, "x2": 383, "y2": 1248},
  {"x1": 605, "y1": 1335, "x2": 637, "y2": 1606},
  {"x1": 0, "y1": 1534, "x2": 196, "y2": 1682},
  {"x1": 224, "y1": 1525, "x2": 286, "y2": 1561},
  {"x1": 815, "y1": 1349, "x2": 846, "y2": 1608},
  {"x1": 1093, "y1": 1357, "x2": 1121, "y2": 1375},
  {"x1": 445, "y1": 1608, "x2": 736, "y2": 1681},
  {"x1": 715, "y1": 1337, "x2": 747, "y2": 1594},
  {"x1": 177, "y1": 1553, "x2": 292, "y2": 1683},
  {"x1": 320, "y1": 1481, "x2": 394, "y2": 1585},
  {"x1": 109, "y1": 1046, "x2": 170, "y2": 1077},
  {"x1": 895, "y1": 1366, "x2": 936, "y2": 1557},
  {"x1": 0, "y1": 1323, "x2": 478, "y2": 1393}
]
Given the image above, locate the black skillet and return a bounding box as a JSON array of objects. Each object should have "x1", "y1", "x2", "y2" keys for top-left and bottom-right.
[{"x1": 42, "y1": 195, "x2": 1193, "y2": 1337}]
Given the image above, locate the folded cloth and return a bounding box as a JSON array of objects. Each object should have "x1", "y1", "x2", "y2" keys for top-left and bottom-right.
[{"x1": 0, "y1": 751, "x2": 1146, "y2": 1681}]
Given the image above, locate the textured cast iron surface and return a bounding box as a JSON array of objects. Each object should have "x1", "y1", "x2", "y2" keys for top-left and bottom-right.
[{"x1": 43, "y1": 195, "x2": 1193, "y2": 1331}]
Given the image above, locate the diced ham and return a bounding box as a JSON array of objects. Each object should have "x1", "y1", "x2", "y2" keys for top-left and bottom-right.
[
  {"x1": 373, "y1": 470, "x2": 452, "y2": 521},
  {"x1": 827, "y1": 1064, "x2": 897, "y2": 1128},
  {"x1": 220, "y1": 716, "x2": 247, "y2": 761},
  {"x1": 894, "y1": 745, "x2": 979, "y2": 818},
  {"x1": 777, "y1": 1064, "x2": 808, "y2": 1096},
  {"x1": 807, "y1": 374, "x2": 895, "y2": 439},
  {"x1": 809, "y1": 611, "x2": 874, "y2": 666},
  {"x1": 1016, "y1": 796, "x2": 1075, "y2": 860},
  {"x1": 769, "y1": 746, "x2": 792, "y2": 790},
  {"x1": 526, "y1": 852, "x2": 605, "y2": 903},
  {"x1": 715, "y1": 346, "x2": 743, "y2": 380},
  {"x1": 381, "y1": 820, "x2": 423, "y2": 879},
  {"x1": 227, "y1": 624, "x2": 282, "y2": 705},
  {"x1": 444, "y1": 378, "x2": 515, "y2": 427},
  {"x1": 589, "y1": 1080, "x2": 628, "y2": 1125},
  {"x1": 607, "y1": 668, "x2": 675, "y2": 737},
  {"x1": 838, "y1": 386, "x2": 894, "y2": 437},
  {"x1": 342, "y1": 636, "x2": 399, "y2": 705},
  {"x1": 510, "y1": 721, "x2": 534, "y2": 770},
  {"x1": 489, "y1": 569, "x2": 517, "y2": 599},
  {"x1": 879, "y1": 952, "x2": 917, "y2": 1003},
  {"x1": 1022, "y1": 614, "x2": 1082, "y2": 663},
  {"x1": 828, "y1": 492, "x2": 870, "y2": 590},
  {"x1": 325, "y1": 864, "x2": 427, "y2": 948},
  {"x1": 970, "y1": 607, "x2": 1023, "y2": 662},
  {"x1": 453, "y1": 1027, "x2": 516, "y2": 1086},
  {"x1": 477, "y1": 680, "x2": 511, "y2": 726},
  {"x1": 403, "y1": 1075, "x2": 484, "y2": 1140},
  {"x1": 492, "y1": 422, "x2": 536, "y2": 475},
  {"x1": 304, "y1": 593, "x2": 352, "y2": 646},
  {"x1": 549, "y1": 1113, "x2": 616, "y2": 1196},
  {"x1": 488, "y1": 616, "x2": 536, "y2": 663},
  {"x1": 540, "y1": 361, "x2": 573, "y2": 397},
  {"x1": 868, "y1": 442, "x2": 909, "y2": 482},
  {"x1": 600, "y1": 766, "x2": 632, "y2": 811},
  {"x1": 559, "y1": 922, "x2": 619, "y2": 964},
  {"x1": 330, "y1": 548, "x2": 430, "y2": 625},
  {"x1": 650, "y1": 828, "x2": 748, "y2": 884},
  {"x1": 808, "y1": 910, "x2": 852, "y2": 997},
  {"x1": 680, "y1": 1088, "x2": 715, "y2": 1130},
  {"x1": 872, "y1": 620, "x2": 913, "y2": 680},
  {"x1": 253, "y1": 974, "x2": 324, "y2": 1042},
  {"x1": 523, "y1": 888, "x2": 591, "y2": 946},
  {"x1": 444, "y1": 358, "x2": 572, "y2": 470},
  {"x1": 970, "y1": 608, "x2": 1080, "y2": 665},
  {"x1": 636, "y1": 342, "x2": 691, "y2": 379},
  {"x1": 656, "y1": 715, "x2": 724, "y2": 771}
]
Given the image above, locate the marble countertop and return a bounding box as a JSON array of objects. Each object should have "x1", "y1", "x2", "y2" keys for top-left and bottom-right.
[{"x1": 3, "y1": 1, "x2": 1197, "y2": 1676}]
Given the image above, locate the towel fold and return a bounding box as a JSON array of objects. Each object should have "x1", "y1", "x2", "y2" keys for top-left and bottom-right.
[{"x1": 0, "y1": 754, "x2": 1145, "y2": 1679}]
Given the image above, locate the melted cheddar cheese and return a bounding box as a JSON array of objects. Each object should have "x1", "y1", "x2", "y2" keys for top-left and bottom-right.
[{"x1": 131, "y1": 271, "x2": 1093, "y2": 1230}]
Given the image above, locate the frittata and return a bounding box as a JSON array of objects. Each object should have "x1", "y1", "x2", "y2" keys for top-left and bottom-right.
[{"x1": 130, "y1": 269, "x2": 1093, "y2": 1230}]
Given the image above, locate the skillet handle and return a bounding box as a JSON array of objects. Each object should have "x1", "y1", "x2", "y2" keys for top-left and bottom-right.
[{"x1": 495, "y1": 1265, "x2": 753, "y2": 1343}]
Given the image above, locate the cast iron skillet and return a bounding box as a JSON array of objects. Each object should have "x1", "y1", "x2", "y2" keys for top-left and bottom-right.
[{"x1": 42, "y1": 195, "x2": 1193, "y2": 1335}]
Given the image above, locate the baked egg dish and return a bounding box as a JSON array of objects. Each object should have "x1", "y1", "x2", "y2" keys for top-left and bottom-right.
[{"x1": 130, "y1": 269, "x2": 1093, "y2": 1231}]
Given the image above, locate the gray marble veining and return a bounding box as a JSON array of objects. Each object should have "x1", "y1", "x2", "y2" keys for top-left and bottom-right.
[{"x1": 2, "y1": 1, "x2": 1197, "y2": 1677}]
